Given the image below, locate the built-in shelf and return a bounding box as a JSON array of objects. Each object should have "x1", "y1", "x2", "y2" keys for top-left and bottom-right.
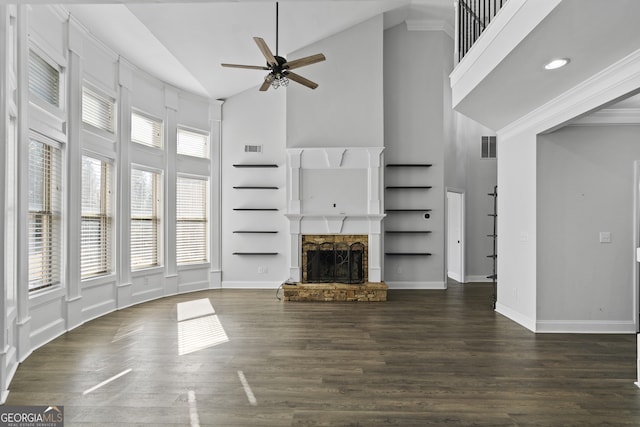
[
  {"x1": 233, "y1": 164, "x2": 278, "y2": 168},
  {"x1": 233, "y1": 208, "x2": 278, "y2": 211},
  {"x1": 385, "y1": 252, "x2": 432, "y2": 256},
  {"x1": 233, "y1": 186, "x2": 279, "y2": 190},
  {"x1": 384, "y1": 162, "x2": 433, "y2": 262},
  {"x1": 233, "y1": 230, "x2": 278, "y2": 234},
  {"x1": 232, "y1": 252, "x2": 279, "y2": 256},
  {"x1": 385, "y1": 230, "x2": 432, "y2": 234}
]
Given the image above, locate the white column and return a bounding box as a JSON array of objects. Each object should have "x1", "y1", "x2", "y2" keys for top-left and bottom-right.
[
  {"x1": 209, "y1": 99, "x2": 223, "y2": 288},
  {"x1": 116, "y1": 58, "x2": 133, "y2": 308},
  {"x1": 286, "y1": 149, "x2": 303, "y2": 214},
  {"x1": 64, "y1": 18, "x2": 84, "y2": 329},
  {"x1": 164, "y1": 86, "x2": 178, "y2": 294}
]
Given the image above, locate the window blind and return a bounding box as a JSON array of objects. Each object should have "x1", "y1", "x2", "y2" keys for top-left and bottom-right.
[
  {"x1": 177, "y1": 127, "x2": 209, "y2": 158},
  {"x1": 81, "y1": 156, "x2": 113, "y2": 279},
  {"x1": 82, "y1": 87, "x2": 115, "y2": 133},
  {"x1": 131, "y1": 111, "x2": 163, "y2": 149},
  {"x1": 28, "y1": 139, "x2": 62, "y2": 291},
  {"x1": 28, "y1": 49, "x2": 59, "y2": 107},
  {"x1": 176, "y1": 176, "x2": 208, "y2": 265},
  {"x1": 131, "y1": 168, "x2": 161, "y2": 269}
]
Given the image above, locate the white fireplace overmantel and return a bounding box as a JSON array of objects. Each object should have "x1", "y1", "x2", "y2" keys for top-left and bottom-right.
[{"x1": 285, "y1": 147, "x2": 385, "y2": 283}]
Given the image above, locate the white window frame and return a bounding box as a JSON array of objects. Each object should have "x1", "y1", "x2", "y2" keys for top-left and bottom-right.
[
  {"x1": 27, "y1": 133, "x2": 63, "y2": 292},
  {"x1": 27, "y1": 45, "x2": 64, "y2": 115},
  {"x1": 81, "y1": 154, "x2": 114, "y2": 280},
  {"x1": 177, "y1": 126, "x2": 210, "y2": 159},
  {"x1": 82, "y1": 84, "x2": 116, "y2": 135},
  {"x1": 176, "y1": 175, "x2": 209, "y2": 266},
  {"x1": 131, "y1": 110, "x2": 163, "y2": 150},
  {"x1": 130, "y1": 166, "x2": 163, "y2": 270}
]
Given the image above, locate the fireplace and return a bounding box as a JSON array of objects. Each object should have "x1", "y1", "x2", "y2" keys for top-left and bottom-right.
[
  {"x1": 302, "y1": 235, "x2": 367, "y2": 284},
  {"x1": 285, "y1": 147, "x2": 385, "y2": 284}
]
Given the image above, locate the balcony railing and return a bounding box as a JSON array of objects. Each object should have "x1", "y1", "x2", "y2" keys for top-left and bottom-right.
[{"x1": 456, "y1": 0, "x2": 507, "y2": 62}]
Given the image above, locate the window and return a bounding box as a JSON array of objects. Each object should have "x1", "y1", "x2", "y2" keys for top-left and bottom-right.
[
  {"x1": 176, "y1": 176, "x2": 208, "y2": 265},
  {"x1": 81, "y1": 156, "x2": 113, "y2": 279},
  {"x1": 131, "y1": 111, "x2": 163, "y2": 149},
  {"x1": 177, "y1": 127, "x2": 209, "y2": 158},
  {"x1": 28, "y1": 49, "x2": 60, "y2": 107},
  {"x1": 82, "y1": 87, "x2": 115, "y2": 133},
  {"x1": 481, "y1": 136, "x2": 497, "y2": 159},
  {"x1": 28, "y1": 138, "x2": 62, "y2": 291},
  {"x1": 131, "y1": 168, "x2": 161, "y2": 270}
]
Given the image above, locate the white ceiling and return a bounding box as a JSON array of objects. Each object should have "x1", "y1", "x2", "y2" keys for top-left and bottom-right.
[
  {"x1": 453, "y1": 0, "x2": 640, "y2": 130},
  {"x1": 63, "y1": 0, "x2": 454, "y2": 100}
]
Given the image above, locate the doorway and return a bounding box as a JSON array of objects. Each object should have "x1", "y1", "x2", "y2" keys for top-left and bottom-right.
[{"x1": 447, "y1": 190, "x2": 465, "y2": 283}]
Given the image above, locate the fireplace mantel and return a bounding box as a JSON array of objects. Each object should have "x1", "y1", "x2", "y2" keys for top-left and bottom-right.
[{"x1": 285, "y1": 147, "x2": 385, "y2": 283}]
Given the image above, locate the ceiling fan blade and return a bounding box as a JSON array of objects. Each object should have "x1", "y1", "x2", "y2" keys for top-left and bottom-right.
[
  {"x1": 259, "y1": 78, "x2": 271, "y2": 91},
  {"x1": 286, "y1": 72, "x2": 319, "y2": 90},
  {"x1": 254, "y1": 37, "x2": 277, "y2": 66},
  {"x1": 284, "y1": 53, "x2": 326, "y2": 71},
  {"x1": 222, "y1": 63, "x2": 270, "y2": 70}
]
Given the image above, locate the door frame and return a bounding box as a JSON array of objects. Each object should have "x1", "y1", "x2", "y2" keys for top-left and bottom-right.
[
  {"x1": 633, "y1": 161, "x2": 640, "y2": 332},
  {"x1": 446, "y1": 188, "x2": 465, "y2": 283}
]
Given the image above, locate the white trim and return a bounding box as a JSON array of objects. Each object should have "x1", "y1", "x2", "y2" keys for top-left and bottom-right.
[
  {"x1": 465, "y1": 275, "x2": 493, "y2": 283},
  {"x1": 221, "y1": 281, "x2": 283, "y2": 290},
  {"x1": 495, "y1": 302, "x2": 536, "y2": 332},
  {"x1": 385, "y1": 281, "x2": 446, "y2": 290},
  {"x1": 634, "y1": 161, "x2": 640, "y2": 333},
  {"x1": 569, "y1": 108, "x2": 640, "y2": 126},
  {"x1": 405, "y1": 19, "x2": 454, "y2": 40},
  {"x1": 535, "y1": 320, "x2": 636, "y2": 334}
]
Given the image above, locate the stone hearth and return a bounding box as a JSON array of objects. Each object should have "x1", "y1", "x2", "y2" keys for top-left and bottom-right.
[{"x1": 282, "y1": 282, "x2": 387, "y2": 302}]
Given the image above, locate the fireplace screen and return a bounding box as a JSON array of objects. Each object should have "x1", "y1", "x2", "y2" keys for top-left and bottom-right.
[{"x1": 303, "y1": 241, "x2": 365, "y2": 284}]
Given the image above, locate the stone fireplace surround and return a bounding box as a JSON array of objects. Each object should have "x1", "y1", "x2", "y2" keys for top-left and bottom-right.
[{"x1": 284, "y1": 148, "x2": 387, "y2": 301}]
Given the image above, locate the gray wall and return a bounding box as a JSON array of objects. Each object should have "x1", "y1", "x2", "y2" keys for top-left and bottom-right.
[
  {"x1": 453, "y1": 115, "x2": 497, "y2": 281},
  {"x1": 382, "y1": 23, "x2": 451, "y2": 286},
  {"x1": 287, "y1": 15, "x2": 384, "y2": 148},
  {"x1": 537, "y1": 124, "x2": 640, "y2": 330}
]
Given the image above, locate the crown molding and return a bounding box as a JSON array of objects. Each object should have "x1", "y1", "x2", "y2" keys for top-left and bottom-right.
[{"x1": 569, "y1": 108, "x2": 640, "y2": 126}]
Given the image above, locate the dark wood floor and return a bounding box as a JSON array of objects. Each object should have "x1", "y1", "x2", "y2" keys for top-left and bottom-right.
[{"x1": 6, "y1": 282, "x2": 640, "y2": 426}]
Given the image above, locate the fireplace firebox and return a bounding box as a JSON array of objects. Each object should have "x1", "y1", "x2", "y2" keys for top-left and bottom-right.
[{"x1": 301, "y1": 235, "x2": 368, "y2": 284}]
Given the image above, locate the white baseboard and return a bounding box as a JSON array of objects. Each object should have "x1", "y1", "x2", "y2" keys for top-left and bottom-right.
[
  {"x1": 495, "y1": 302, "x2": 536, "y2": 332},
  {"x1": 221, "y1": 281, "x2": 283, "y2": 289},
  {"x1": 535, "y1": 319, "x2": 636, "y2": 334},
  {"x1": 465, "y1": 275, "x2": 493, "y2": 283},
  {"x1": 385, "y1": 281, "x2": 447, "y2": 290}
]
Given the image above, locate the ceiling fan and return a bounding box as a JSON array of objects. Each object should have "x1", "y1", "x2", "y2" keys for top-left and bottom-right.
[{"x1": 221, "y1": 2, "x2": 326, "y2": 91}]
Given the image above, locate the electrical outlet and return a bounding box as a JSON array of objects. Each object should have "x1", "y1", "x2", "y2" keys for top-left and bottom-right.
[
  {"x1": 599, "y1": 232, "x2": 611, "y2": 243},
  {"x1": 258, "y1": 266, "x2": 268, "y2": 274}
]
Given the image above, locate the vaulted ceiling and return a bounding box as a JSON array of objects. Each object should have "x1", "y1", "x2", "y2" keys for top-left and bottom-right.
[{"x1": 60, "y1": 0, "x2": 454, "y2": 100}]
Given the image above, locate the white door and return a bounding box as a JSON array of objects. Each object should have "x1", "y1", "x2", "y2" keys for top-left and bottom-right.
[{"x1": 447, "y1": 191, "x2": 464, "y2": 282}]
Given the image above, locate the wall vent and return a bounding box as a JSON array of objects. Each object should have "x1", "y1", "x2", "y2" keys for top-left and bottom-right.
[
  {"x1": 481, "y1": 136, "x2": 497, "y2": 159},
  {"x1": 244, "y1": 144, "x2": 263, "y2": 153}
]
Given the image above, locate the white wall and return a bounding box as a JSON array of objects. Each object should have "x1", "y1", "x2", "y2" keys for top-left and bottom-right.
[
  {"x1": 221, "y1": 87, "x2": 289, "y2": 287},
  {"x1": 537, "y1": 124, "x2": 639, "y2": 332},
  {"x1": 286, "y1": 15, "x2": 384, "y2": 148},
  {"x1": 382, "y1": 23, "x2": 452, "y2": 288},
  {"x1": 0, "y1": 5, "x2": 218, "y2": 402}
]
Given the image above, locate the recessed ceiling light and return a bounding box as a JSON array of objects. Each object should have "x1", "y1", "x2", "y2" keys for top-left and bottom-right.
[{"x1": 544, "y1": 58, "x2": 570, "y2": 70}]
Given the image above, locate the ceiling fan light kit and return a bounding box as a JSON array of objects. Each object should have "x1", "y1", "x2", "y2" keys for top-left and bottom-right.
[{"x1": 221, "y1": 2, "x2": 326, "y2": 91}]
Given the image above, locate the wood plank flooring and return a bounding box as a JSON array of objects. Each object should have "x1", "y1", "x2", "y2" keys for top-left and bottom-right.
[{"x1": 5, "y1": 282, "x2": 639, "y2": 426}]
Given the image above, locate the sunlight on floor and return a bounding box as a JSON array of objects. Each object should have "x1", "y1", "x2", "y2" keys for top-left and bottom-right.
[{"x1": 177, "y1": 298, "x2": 229, "y2": 356}]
